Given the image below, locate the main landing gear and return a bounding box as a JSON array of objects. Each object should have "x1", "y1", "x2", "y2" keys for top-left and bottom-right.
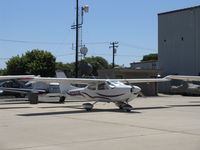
[
  {"x1": 82, "y1": 103, "x2": 94, "y2": 111},
  {"x1": 59, "y1": 96, "x2": 66, "y2": 103},
  {"x1": 82, "y1": 101, "x2": 97, "y2": 111},
  {"x1": 115, "y1": 102, "x2": 133, "y2": 112},
  {"x1": 82, "y1": 102, "x2": 133, "y2": 112}
]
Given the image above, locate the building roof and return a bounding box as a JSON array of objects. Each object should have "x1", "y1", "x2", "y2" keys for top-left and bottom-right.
[
  {"x1": 98, "y1": 68, "x2": 161, "y2": 73},
  {"x1": 131, "y1": 60, "x2": 158, "y2": 65},
  {"x1": 158, "y1": 5, "x2": 200, "y2": 16}
]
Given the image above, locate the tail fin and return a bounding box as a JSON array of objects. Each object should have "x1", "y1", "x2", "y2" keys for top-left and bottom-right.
[{"x1": 56, "y1": 71, "x2": 76, "y2": 93}]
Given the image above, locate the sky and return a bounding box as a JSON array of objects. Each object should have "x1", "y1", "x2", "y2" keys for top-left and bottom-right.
[{"x1": 0, "y1": 0, "x2": 200, "y2": 69}]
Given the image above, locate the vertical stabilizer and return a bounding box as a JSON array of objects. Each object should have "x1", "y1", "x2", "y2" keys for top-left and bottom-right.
[{"x1": 56, "y1": 71, "x2": 76, "y2": 93}]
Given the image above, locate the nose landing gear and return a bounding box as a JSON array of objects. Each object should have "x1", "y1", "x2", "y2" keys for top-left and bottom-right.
[{"x1": 115, "y1": 102, "x2": 133, "y2": 112}]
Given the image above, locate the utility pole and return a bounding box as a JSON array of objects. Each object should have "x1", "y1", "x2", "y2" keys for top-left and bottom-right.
[
  {"x1": 75, "y1": 0, "x2": 79, "y2": 78},
  {"x1": 109, "y1": 42, "x2": 119, "y2": 68}
]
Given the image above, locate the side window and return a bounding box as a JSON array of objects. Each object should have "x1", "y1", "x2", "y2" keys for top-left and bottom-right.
[
  {"x1": 98, "y1": 83, "x2": 109, "y2": 90},
  {"x1": 49, "y1": 85, "x2": 60, "y2": 93},
  {"x1": 88, "y1": 85, "x2": 96, "y2": 90}
]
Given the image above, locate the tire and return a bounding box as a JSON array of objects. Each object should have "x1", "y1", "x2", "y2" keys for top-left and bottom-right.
[
  {"x1": 28, "y1": 93, "x2": 38, "y2": 104},
  {"x1": 59, "y1": 96, "x2": 66, "y2": 103},
  {"x1": 86, "y1": 108, "x2": 92, "y2": 111}
]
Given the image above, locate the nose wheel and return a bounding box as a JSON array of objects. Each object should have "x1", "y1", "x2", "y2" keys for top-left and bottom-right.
[{"x1": 116, "y1": 102, "x2": 133, "y2": 112}]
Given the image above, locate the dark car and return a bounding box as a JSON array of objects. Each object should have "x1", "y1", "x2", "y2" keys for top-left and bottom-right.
[{"x1": 0, "y1": 80, "x2": 26, "y2": 98}]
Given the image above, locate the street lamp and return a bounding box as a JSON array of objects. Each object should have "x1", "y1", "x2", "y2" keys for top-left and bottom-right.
[{"x1": 73, "y1": 0, "x2": 89, "y2": 78}]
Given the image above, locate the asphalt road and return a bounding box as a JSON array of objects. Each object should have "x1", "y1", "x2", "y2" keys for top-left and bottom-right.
[{"x1": 0, "y1": 95, "x2": 200, "y2": 150}]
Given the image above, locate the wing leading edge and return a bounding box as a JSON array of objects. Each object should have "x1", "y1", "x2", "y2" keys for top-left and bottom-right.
[
  {"x1": 0, "y1": 75, "x2": 35, "y2": 81},
  {"x1": 1, "y1": 75, "x2": 200, "y2": 85},
  {"x1": 165, "y1": 75, "x2": 200, "y2": 82},
  {"x1": 32, "y1": 77, "x2": 170, "y2": 84}
]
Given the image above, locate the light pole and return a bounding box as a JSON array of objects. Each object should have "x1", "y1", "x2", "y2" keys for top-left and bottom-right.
[{"x1": 73, "y1": 0, "x2": 89, "y2": 78}]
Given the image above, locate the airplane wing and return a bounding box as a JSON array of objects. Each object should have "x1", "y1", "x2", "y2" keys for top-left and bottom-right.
[
  {"x1": 165, "y1": 75, "x2": 200, "y2": 82},
  {"x1": 32, "y1": 77, "x2": 170, "y2": 84},
  {"x1": 32, "y1": 77, "x2": 107, "y2": 85},
  {"x1": 0, "y1": 75, "x2": 35, "y2": 81},
  {"x1": 116, "y1": 75, "x2": 200, "y2": 83},
  {"x1": 32, "y1": 75, "x2": 200, "y2": 84},
  {"x1": 1, "y1": 75, "x2": 199, "y2": 85},
  {"x1": 0, "y1": 87, "x2": 46, "y2": 94},
  {"x1": 117, "y1": 78, "x2": 170, "y2": 83}
]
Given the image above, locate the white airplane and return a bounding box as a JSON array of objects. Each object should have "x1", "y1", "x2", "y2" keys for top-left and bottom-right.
[{"x1": 0, "y1": 73, "x2": 200, "y2": 112}]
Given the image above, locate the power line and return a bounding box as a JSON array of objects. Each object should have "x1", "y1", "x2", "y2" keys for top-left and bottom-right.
[
  {"x1": 56, "y1": 53, "x2": 74, "y2": 57},
  {"x1": 0, "y1": 38, "x2": 110, "y2": 46},
  {"x1": 0, "y1": 38, "x2": 68, "y2": 45},
  {"x1": 84, "y1": 42, "x2": 110, "y2": 45},
  {"x1": 120, "y1": 42, "x2": 157, "y2": 51},
  {"x1": 0, "y1": 38, "x2": 157, "y2": 51},
  {"x1": 0, "y1": 58, "x2": 10, "y2": 60}
]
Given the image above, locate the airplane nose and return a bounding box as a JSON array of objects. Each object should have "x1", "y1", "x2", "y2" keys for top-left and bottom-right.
[{"x1": 131, "y1": 86, "x2": 141, "y2": 94}]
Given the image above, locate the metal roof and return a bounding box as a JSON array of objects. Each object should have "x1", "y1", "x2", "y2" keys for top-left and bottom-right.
[{"x1": 158, "y1": 5, "x2": 200, "y2": 16}]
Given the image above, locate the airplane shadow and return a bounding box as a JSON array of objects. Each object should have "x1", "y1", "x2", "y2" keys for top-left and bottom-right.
[
  {"x1": 0, "y1": 102, "x2": 29, "y2": 105},
  {"x1": 38, "y1": 100, "x2": 88, "y2": 104},
  {"x1": 134, "y1": 106, "x2": 169, "y2": 110},
  {"x1": 38, "y1": 105, "x2": 84, "y2": 109},
  {"x1": 189, "y1": 101, "x2": 200, "y2": 103},
  {"x1": 18, "y1": 108, "x2": 141, "y2": 116},
  {"x1": 168, "y1": 104, "x2": 200, "y2": 107},
  {"x1": 0, "y1": 106, "x2": 32, "y2": 110},
  {"x1": 19, "y1": 104, "x2": 200, "y2": 117}
]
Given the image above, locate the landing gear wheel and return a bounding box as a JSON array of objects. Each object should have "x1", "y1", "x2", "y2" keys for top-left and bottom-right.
[
  {"x1": 121, "y1": 104, "x2": 133, "y2": 112},
  {"x1": 82, "y1": 103, "x2": 94, "y2": 111},
  {"x1": 59, "y1": 96, "x2": 65, "y2": 103},
  {"x1": 124, "y1": 109, "x2": 131, "y2": 112},
  {"x1": 86, "y1": 108, "x2": 92, "y2": 111},
  {"x1": 119, "y1": 106, "x2": 123, "y2": 110},
  {"x1": 28, "y1": 93, "x2": 38, "y2": 104}
]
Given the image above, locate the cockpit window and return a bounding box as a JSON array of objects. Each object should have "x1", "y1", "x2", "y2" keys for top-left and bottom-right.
[{"x1": 107, "y1": 81, "x2": 124, "y2": 86}]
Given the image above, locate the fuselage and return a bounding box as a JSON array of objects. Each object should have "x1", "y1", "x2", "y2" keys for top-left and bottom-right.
[{"x1": 66, "y1": 81, "x2": 141, "y2": 103}]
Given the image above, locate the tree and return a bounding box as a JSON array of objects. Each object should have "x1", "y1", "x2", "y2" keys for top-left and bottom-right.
[
  {"x1": 6, "y1": 49, "x2": 56, "y2": 77},
  {"x1": 141, "y1": 53, "x2": 158, "y2": 61},
  {"x1": 0, "y1": 68, "x2": 7, "y2": 75},
  {"x1": 79, "y1": 56, "x2": 110, "y2": 76},
  {"x1": 56, "y1": 56, "x2": 110, "y2": 77},
  {"x1": 6, "y1": 55, "x2": 26, "y2": 75},
  {"x1": 24, "y1": 50, "x2": 56, "y2": 77}
]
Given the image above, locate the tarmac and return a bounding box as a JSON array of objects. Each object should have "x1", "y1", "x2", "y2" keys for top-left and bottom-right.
[{"x1": 0, "y1": 95, "x2": 200, "y2": 150}]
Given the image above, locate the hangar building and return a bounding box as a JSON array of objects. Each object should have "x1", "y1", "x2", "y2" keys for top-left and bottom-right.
[{"x1": 158, "y1": 6, "x2": 200, "y2": 76}]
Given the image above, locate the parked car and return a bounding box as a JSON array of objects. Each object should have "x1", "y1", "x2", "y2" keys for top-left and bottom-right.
[{"x1": 0, "y1": 80, "x2": 26, "y2": 98}]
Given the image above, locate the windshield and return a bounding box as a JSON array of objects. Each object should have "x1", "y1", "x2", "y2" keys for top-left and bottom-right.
[
  {"x1": 107, "y1": 81, "x2": 124, "y2": 86},
  {"x1": 106, "y1": 81, "x2": 116, "y2": 88}
]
